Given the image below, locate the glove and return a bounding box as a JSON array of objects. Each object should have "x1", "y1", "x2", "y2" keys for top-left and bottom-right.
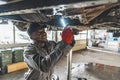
[{"x1": 62, "y1": 28, "x2": 73, "y2": 44}]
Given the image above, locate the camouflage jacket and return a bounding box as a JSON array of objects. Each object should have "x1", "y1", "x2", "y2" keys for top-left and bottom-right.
[{"x1": 23, "y1": 41, "x2": 72, "y2": 80}]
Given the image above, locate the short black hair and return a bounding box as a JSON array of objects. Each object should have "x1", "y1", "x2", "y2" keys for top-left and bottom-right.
[{"x1": 27, "y1": 23, "x2": 46, "y2": 36}]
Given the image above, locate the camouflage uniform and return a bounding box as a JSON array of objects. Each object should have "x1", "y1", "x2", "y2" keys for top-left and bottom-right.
[{"x1": 23, "y1": 40, "x2": 73, "y2": 80}]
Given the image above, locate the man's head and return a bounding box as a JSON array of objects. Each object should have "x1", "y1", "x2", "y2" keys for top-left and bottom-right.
[{"x1": 27, "y1": 23, "x2": 47, "y2": 43}]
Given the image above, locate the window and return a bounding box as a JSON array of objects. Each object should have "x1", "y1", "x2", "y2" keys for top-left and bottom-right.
[{"x1": 0, "y1": 21, "x2": 30, "y2": 44}]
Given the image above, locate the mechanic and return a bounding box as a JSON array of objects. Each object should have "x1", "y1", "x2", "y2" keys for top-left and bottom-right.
[{"x1": 23, "y1": 23, "x2": 75, "y2": 80}]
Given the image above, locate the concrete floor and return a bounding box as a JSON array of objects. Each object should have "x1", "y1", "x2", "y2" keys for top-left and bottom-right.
[{"x1": 0, "y1": 49, "x2": 120, "y2": 80}]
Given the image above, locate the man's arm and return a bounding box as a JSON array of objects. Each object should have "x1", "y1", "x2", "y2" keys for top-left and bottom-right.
[{"x1": 40, "y1": 41, "x2": 73, "y2": 72}]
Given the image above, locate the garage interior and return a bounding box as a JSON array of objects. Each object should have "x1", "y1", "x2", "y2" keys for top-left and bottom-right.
[
  {"x1": 0, "y1": 49, "x2": 120, "y2": 80},
  {"x1": 0, "y1": 0, "x2": 120, "y2": 80}
]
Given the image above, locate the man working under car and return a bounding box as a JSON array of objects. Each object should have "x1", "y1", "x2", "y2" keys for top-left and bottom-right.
[{"x1": 23, "y1": 23, "x2": 75, "y2": 80}]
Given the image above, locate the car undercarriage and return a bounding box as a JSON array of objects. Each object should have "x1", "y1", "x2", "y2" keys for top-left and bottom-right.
[{"x1": 0, "y1": 0, "x2": 120, "y2": 31}]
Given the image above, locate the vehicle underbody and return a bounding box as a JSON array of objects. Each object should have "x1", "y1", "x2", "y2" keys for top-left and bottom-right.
[{"x1": 0, "y1": 0, "x2": 120, "y2": 31}]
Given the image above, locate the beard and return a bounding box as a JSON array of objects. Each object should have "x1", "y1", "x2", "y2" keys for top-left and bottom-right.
[
  {"x1": 36, "y1": 39, "x2": 47, "y2": 43},
  {"x1": 34, "y1": 40, "x2": 47, "y2": 47}
]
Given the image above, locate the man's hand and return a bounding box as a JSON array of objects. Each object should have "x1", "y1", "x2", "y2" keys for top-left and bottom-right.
[{"x1": 62, "y1": 28, "x2": 73, "y2": 44}]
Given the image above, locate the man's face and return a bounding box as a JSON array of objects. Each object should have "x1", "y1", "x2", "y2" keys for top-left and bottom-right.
[{"x1": 30, "y1": 28, "x2": 47, "y2": 42}]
